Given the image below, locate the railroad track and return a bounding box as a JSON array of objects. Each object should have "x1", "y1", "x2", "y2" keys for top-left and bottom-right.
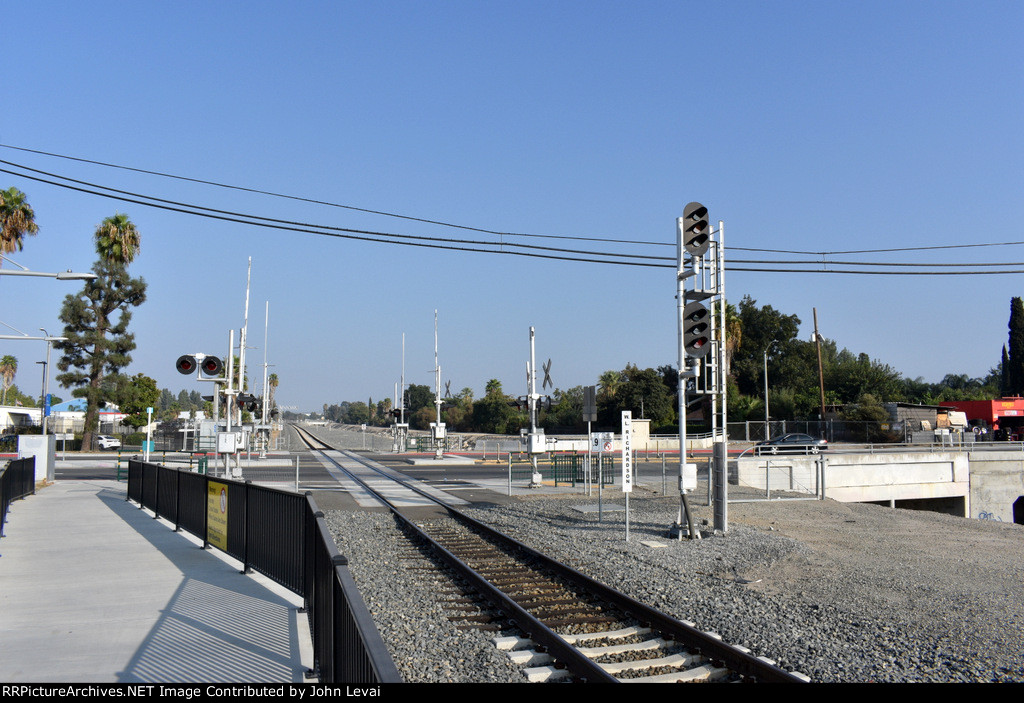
[{"x1": 293, "y1": 425, "x2": 809, "y2": 683}]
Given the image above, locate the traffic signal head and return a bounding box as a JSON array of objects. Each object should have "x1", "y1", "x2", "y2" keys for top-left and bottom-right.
[
  {"x1": 176, "y1": 355, "x2": 197, "y2": 374},
  {"x1": 683, "y1": 302, "x2": 712, "y2": 357},
  {"x1": 682, "y1": 202, "x2": 710, "y2": 257},
  {"x1": 200, "y1": 356, "x2": 223, "y2": 377}
]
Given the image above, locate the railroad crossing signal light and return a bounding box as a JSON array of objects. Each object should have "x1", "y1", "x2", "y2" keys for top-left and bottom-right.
[
  {"x1": 508, "y1": 397, "x2": 528, "y2": 410},
  {"x1": 683, "y1": 302, "x2": 712, "y2": 358},
  {"x1": 237, "y1": 393, "x2": 260, "y2": 413},
  {"x1": 176, "y1": 354, "x2": 223, "y2": 376},
  {"x1": 682, "y1": 202, "x2": 710, "y2": 257},
  {"x1": 200, "y1": 356, "x2": 223, "y2": 377},
  {"x1": 175, "y1": 355, "x2": 197, "y2": 374}
]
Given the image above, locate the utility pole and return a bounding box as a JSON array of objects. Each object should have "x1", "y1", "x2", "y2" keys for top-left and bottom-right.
[{"x1": 814, "y1": 307, "x2": 827, "y2": 436}]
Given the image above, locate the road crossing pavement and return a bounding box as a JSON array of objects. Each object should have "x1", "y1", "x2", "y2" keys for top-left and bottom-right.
[{"x1": 309, "y1": 449, "x2": 468, "y2": 508}]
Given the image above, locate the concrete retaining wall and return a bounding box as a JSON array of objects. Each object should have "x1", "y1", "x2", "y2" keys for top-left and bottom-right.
[
  {"x1": 735, "y1": 451, "x2": 972, "y2": 517},
  {"x1": 965, "y1": 451, "x2": 1024, "y2": 523}
]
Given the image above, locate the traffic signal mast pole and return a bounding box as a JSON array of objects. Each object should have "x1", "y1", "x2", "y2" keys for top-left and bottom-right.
[
  {"x1": 675, "y1": 202, "x2": 727, "y2": 539},
  {"x1": 714, "y1": 221, "x2": 729, "y2": 533},
  {"x1": 676, "y1": 216, "x2": 698, "y2": 540},
  {"x1": 529, "y1": 327, "x2": 539, "y2": 478},
  {"x1": 434, "y1": 310, "x2": 444, "y2": 460}
]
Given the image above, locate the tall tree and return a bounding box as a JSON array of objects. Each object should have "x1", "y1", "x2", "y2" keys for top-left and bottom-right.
[
  {"x1": 1008, "y1": 297, "x2": 1024, "y2": 396},
  {"x1": 93, "y1": 212, "x2": 140, "y2": 264},
  {"x1": 714, "y1": 300, "x2": 742, "y2": 374},
  {"x1": 472, "y1": 379, "x2": 519, "y2": 434},
  {"x1": 616, "y1": 364, "x2": 673, "y2": 426},
  {"x1": 0, "y1": 187, "x2": 38, "y2": 259},
  {"x1": 1001, "y1": 345, "x2": 1009, "y2": 397},
  {"x1": 598, "y1": 370, "x2": 623, "y2": 401},
  {"x1": 731, "y1": 295, "x2": 802, "y2": 397},
  {"x1": 0, "y1": 355, "x2": 17, "y2": 405},
  {"x1": 54, "y1": 214, "x2": 146, "y2": 450},
  {"x1": 268, "y1": 373, "x2": 279, "y2": 410}
]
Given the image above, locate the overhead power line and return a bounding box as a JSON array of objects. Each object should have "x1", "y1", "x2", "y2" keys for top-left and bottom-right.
[
  {"x1": 732, "y1": 241, "x2": 1024, "y2": 255},
  {"x1": 0, "y1": 143, "x2": 671, "y2": 248},
  {"x1": 4, "y1": 146, "x2": 1024, "y2": 275},
  {"x1": 0, "y1": 162, "x2": 670, "y2": 268}
]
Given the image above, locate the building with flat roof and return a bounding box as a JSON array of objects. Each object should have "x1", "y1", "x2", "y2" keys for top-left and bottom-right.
[{"x1": 940, "y1": 398, "x2": 1024, "y2": 439}]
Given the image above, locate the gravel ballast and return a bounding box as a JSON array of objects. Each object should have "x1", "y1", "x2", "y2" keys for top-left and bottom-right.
[{"x1": 325, "y1": 486, "x2": 1024, "y2": 683}]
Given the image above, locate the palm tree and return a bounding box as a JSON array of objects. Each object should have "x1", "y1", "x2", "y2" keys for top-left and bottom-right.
[
  {"x1": 0, "y1": 355, "x2": 17, "y2": 405},
  {"x1": 0, "y1": 187, "x2": 39, "y2": 260},
  {"x1": 268, "y1": 373, "x2": 278, "y2": 409},
  {"x1": 484, "y1": 379, "x2": 503, "y2": 397},
  {"x1": 598, "y1": 370, "x2": 622, "y2": 401},
  {"x1": 721, "y1": 301, "x2": 742, "y2": 374},
  {"x1": 94, "y1": 213, "x2": 140, "y2": 264}
]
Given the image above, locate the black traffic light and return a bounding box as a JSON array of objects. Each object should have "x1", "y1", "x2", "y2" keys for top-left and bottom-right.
[
  {"x1": 176, "y1": 355, "x2": 197, "y2": 374},
  {"x1": 682, "y1": 202, "x2": 710, "y2": 257},
  {"x1": 683, "y1": 302, "x2": 712, "y2": 358}
]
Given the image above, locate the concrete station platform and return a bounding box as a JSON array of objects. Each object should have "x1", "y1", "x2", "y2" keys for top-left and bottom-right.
[{"x1": 0, "y1": 479, "x2": 313, "y2": 683}]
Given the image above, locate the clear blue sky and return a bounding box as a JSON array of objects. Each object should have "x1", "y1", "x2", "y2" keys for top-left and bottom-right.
[{"x1": 2, "y1": 1, "x2": 1022, "y2": 412}]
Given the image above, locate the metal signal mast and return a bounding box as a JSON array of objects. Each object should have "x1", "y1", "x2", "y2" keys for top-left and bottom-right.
[
  {"x1": 432, "y1": 310, "x2": 446, "y2": 460},
  {"x1": 674, "y1": 203, "x2": 728, "y2": 539}
]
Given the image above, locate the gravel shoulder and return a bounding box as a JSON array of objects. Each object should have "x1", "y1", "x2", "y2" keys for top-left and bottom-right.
[{"x1": 328, "y1": 485, "x2": 1024, "y2": 683}]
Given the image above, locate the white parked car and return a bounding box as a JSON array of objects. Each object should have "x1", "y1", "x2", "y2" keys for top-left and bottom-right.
[{"x1": 97, "y1": 435, "x2": 121, "y2": 450}]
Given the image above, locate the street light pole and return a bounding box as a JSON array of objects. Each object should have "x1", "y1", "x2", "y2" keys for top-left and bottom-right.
[
  {"x1": 36, "y1": 360, "x2": 46, "y2": 431},
  {"x1": 763, "y1": 348, "x2": 769, "y2": 437},
  {"x1": 763, "y1": 341, "x2": 777, "y2": 441},
  {"x1": 39, "y1": 328, "x2": 52, "y2": 435}
]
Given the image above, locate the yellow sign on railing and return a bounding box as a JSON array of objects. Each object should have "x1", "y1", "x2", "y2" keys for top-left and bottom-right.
[{"x1": 207, "y1": 481, "x2": 229, "y2": 551}]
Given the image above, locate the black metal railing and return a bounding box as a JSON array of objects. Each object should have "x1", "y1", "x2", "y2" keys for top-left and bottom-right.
[
  {"x1": 1, "y1": 457, "x2": 36, "y2": 538},
  {"x1": 304, "y1": 498, "x2": 399, "y2": 682},
  {"x1": 127, "y1": 459, "x2": 401, "y2": 683}
]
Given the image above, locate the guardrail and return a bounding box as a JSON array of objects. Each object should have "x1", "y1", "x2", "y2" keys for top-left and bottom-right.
[
  {"x1": 1, "y1": 457, "x2": 35, "y2": 538},
  {"x1": 126, "y1": 459, "x2": 401, "y2": 684}
]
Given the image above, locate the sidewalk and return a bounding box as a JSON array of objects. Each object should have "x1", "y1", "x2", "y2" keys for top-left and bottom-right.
[{"x1": 0, "y1": 479, "x2": 314, "y2": 683}]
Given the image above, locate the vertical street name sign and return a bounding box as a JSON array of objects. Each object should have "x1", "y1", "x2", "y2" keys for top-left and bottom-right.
[{"x1": 621, "y1": 411, "x2": 633, "y2": 493}]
